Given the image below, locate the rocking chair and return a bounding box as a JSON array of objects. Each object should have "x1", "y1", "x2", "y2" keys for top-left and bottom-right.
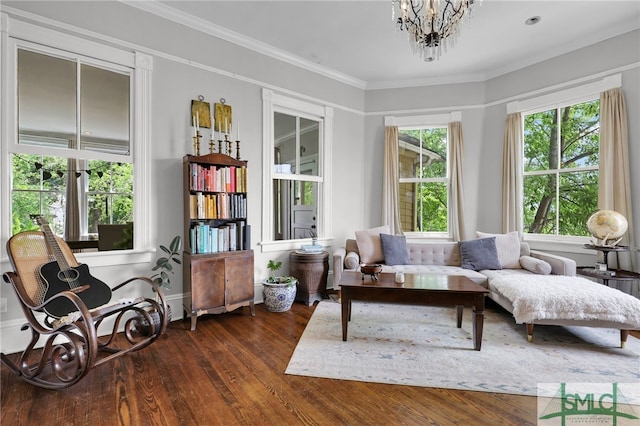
[{"x1": 1, "y1": 231, "x2": 168, "y2": 389}]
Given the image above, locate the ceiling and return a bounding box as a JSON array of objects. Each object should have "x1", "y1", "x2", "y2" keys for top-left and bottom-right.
[{"x1": 148, "y1": 1, "x2": 640, "y2": 89}]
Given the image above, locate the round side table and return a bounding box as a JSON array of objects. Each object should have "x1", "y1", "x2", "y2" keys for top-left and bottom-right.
[{"x1": 289, "y1": 250, "x2": 329, "y2": 306}]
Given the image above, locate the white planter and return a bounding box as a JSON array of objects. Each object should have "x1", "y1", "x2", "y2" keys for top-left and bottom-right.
[{"x1": 262, "y1": 279, "x2": 297, "y2": 312}]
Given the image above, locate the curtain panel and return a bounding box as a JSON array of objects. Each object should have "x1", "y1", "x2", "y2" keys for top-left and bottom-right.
[
  {"x1": 599, "y1": 88, "x2": 636, "y2": 274},
  {"x1": 382, "y1": 126, "x2": 402, "y2": 235},
  {"x1": 501, "y1": 113, "x2": 523, "y2": 234}
]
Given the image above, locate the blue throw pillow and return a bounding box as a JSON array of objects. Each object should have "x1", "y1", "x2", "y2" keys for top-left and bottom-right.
[
  {"x1": 380, "y1": 233, "x2": 410, "y2": 266},
  {"x1": 458, "y1": 237, "x2": 502, "y2": 271}
]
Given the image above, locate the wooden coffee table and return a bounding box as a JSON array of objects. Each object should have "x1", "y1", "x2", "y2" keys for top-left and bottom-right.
[{"x1": 339, "y1": 271, "x2": 490, "y2": 350}]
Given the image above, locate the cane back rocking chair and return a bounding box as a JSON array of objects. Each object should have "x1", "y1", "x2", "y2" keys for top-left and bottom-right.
[{"x1": 2, "y1": 231, "x2": 169, "y2": 389}]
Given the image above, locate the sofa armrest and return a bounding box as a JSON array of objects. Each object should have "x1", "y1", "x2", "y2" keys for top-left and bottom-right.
[
  {"x1": 333, "y1": 247, "x2": 347, "y2": 289},
  {"x1": 530, "y1": 250, "x2": 576, "y2": 276}
]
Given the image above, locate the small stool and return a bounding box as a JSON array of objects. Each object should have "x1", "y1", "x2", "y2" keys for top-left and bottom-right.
[{"x1": 290, "y1": 250, "x2": 329, "y2": 306}]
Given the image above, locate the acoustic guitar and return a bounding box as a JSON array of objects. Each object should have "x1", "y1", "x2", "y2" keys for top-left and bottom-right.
[{"x1": 32, "y1": 215, "x2": 112, "y2": 318}]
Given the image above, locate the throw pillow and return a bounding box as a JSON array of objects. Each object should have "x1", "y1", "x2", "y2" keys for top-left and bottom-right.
[
  {"x1": 355, "y1": 225, "x2": 390, "y2": 264},
  {"x1": 476, "y1": 231, "x2": 521, "y2": 269},
  {"x1": 458, "y1": 237, "x2": 502, "y2": 271},
  {"x1": 519, "y1": 256, "x2": 552, "y2": 275},
  {"x1": 344, "y1": 251, "x2": 360, "y2": 269},
  {"x1": 380, "y1": 233, "x2": 410, "y2": 266}
]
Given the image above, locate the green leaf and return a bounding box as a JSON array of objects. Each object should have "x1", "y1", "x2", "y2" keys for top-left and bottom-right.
[{"x1": 169, "y1": 236, "x2": 182, "y2": 252}]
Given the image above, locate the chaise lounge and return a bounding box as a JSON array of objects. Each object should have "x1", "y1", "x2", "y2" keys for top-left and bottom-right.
[{"x1": 333, "y1": 228, "x2": 640, "y2": 347}]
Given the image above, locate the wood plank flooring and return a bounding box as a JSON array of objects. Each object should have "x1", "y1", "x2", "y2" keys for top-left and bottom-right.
[{"x1": 5, "y1": 299, "x2": 624, "y2": 425}]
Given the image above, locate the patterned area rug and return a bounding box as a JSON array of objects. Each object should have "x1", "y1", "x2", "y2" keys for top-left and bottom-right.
[{"x1": 285, "y1": 301, "x2": 640, "y2": 395}]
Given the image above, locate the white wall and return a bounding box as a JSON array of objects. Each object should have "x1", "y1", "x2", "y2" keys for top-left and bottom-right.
[{"x1": 1, "y1": 2, "x2": 639, "y2": 354}]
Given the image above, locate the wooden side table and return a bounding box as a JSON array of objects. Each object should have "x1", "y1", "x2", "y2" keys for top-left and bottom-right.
[{"x1": 289, "y1": 250, "x2": 329, "y2": 306}]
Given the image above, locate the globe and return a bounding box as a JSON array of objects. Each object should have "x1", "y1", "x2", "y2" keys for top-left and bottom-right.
[{"x1": 586, "y1": 210, "x2": 628, "y2": 246}]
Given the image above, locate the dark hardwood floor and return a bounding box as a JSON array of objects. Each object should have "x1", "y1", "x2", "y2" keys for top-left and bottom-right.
[{"x1": 4, "y1": 299, "x2": 597, "y2": 425}]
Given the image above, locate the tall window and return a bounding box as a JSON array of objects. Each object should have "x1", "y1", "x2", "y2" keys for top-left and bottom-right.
[
  {"x1": 398, "y1": 127, "x2": 449, "y2": 234},
  {"x1": 10, "y1": 45, "x2": 133, "y2": 240},
  {"x1": 523, "y1": 99, "x2": 600, "y2": 236},
  {"x1": 3, "y1": 20, "x2": 152, "y2": 257},
  {"x1": 262, "y1": 89, "x2": 332, "y2": 249}
]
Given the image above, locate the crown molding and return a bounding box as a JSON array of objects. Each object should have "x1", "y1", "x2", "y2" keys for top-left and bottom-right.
[{"x1": 122, "y1": 0, "x2": 368, "y2": 90}]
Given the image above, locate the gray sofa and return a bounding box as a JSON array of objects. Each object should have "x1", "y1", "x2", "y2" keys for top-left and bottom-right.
[
  {"x1": 333, "y1": 238, "x2": 640, "y2": 346},
  {"x1": 333, "y1": 239, "x2": 575, "y2": 291}
]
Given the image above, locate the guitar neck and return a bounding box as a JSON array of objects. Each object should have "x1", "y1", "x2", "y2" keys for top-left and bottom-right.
[{"x1": 35, "y1": 217, "x2": 74, "y2": 279}]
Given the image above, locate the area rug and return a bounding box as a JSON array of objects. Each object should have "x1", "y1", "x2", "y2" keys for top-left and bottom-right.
[{"x1": 285, "y1": 301, "x2": 640, "y2": 396}]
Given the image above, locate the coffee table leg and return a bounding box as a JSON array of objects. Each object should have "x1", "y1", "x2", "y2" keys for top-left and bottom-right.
[
  {"x1": 342, "y1": 294, "x2": 350, "y2": 341},
  {"x1": 472, "y1": 303, "x2": 485, "y2": 351},
  {"x1": 456, "y1": 305, "x2": 463, "y2": 328}
]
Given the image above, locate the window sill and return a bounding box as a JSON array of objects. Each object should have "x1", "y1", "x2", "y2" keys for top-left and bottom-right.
[
  {"x1": 259, "y1": 237, "x2": 333, "y2": 253},
  {"x1": 76, "y1": 249, "x2": 154, "y2": 267},
  {"x1": 523, "y1": 235, "x2": 592, "y2": 255}
]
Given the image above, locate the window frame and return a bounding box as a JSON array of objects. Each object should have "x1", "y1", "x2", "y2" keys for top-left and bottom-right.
[
  {"x1": 508, "y1": 73, "x2": 621, "y2": 246},
  {"x1": 386, "y1": 112, "x2": 460, "y2": 241},
  {"x1": 397, "y1": 125, "x2": 450, "y2": 238},
  {"x1": 260, "y1": 88, "x2": 332, "y2": 252},
  {"x1": 521, "y1": 99, "x2": 600, "y2": 239},
  {"x1": 1, "y1": 15, "x2": 153, "y2": 265}
]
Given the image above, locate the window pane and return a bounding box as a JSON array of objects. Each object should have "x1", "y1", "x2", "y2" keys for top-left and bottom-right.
[
  {"x1": 398, "y1": 128, "x2": 447, "y2": 179},
  {"x1": 399, "y1": 182, "x2": 447, "y2": 232},
  {"x1": 87, "y1": 160, "x2": 134, "y2": 231},
  {"x1": 560, "y1": 101, "x2": 600, "y2": 168},
  {"x1": 274, "y1": 112, "x2": 295, "y2": 173},
  {"x1": 11, "y1": 191, "x2": 40, "y2": 234},
  {"x1": 18, "y1": 49, "x2": 76, "y2": 149},
  {"x1": 300, "y1": 118, "x2": 319, "y2": 177},
  {"x1": 11, "y1": 154, "x2": 66, "y2": 234},
  {"x1": 12, "y1": 154, "x2": 41, "y2": 190},
  {"x1": 523, "y1": 174, "x2": 557, "y2": 234},
  {"x1": 524, "y1": 110, "x2": 556, "y2": 172},
  {"x1": 272, "y1": 179, "x2": 318, "y2": 240},
  {"x1": 558, "y1": 171, "x2": 598, "y2": 236},
  {"x1": 80, "y1": 64, "x2": 130, "y2": 155}
]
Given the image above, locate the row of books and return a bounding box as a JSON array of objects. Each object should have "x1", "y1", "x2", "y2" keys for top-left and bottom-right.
[
  {"x1": 189, "y1": 163, "x2": 247, "y2": 193},
  {"x1": 189, "y1": 192, "x2": 247, "y2": 219},
  {"x1": 189, "y1": 222, "x2": 250, "y2": 254}
]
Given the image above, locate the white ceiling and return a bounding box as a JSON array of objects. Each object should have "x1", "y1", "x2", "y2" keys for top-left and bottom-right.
[{"x1": 147, "y1": 1, "x2": 640, "y2": 89}]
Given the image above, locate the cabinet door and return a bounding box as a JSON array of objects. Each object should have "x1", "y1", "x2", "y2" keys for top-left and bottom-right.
[
  {"x1": 224, "y1": 253, "x2": 254, "y2": 306},
  {"x1": 191, "y1": 256, "x2": 225, "y2": 310}
]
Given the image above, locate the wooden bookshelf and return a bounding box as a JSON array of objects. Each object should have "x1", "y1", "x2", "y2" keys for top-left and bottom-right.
[{"x1": 182, "y1": 153, "x2": 255, "y2": 331}]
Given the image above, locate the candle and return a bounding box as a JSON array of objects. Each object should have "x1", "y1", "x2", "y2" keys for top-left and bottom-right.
[
  {"x1": 236, "y1": 121, "x2": 240, "y2": 140},
  {"x1": 210, "y1": 110, "x2": 215, "y2": 135},
  {"x1": 195, "y1": 112, "x2": 199, "y2": 131},
  {"x1": 225, "y1": 118, "x2": 228, "y2": 135},
  {"x1": 192, "y1": 115, "x2": 197, "y2": 137}
]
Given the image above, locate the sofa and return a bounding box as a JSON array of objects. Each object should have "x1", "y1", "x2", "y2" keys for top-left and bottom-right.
[{"x1": 333, "y1": 228, "x2": 640, "y2": 347}]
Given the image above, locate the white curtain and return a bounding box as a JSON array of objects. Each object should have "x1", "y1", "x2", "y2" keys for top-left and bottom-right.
[
  {"x1": 64, "y1": 158, "x2": 80, "y2": 241},
  {"x1": 599, "y1": 88, "x2": 636, "y2": 281},
  {"x1": 501, "y1": 113, "x2": 523, "y2": 234},
  {"x1": 448, "y1": 121, "x2": 465, "y2": 241},
  {"x1": 382, "y1": 126, "x2": 402, "y2": 235}
]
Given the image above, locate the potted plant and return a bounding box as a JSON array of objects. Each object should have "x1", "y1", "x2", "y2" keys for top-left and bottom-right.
[
  {"x1": 143, "y1": 235, "x2": 182, "y2": 329},
  {"x1": 262, "y1": 260, "x2": 297, "y2": 312}
]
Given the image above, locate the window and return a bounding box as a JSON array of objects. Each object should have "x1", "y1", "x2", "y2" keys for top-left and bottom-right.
[
  {"x1": 10, "y1": 46, "x2": 133, "y2": 241},
  {"x1": 2, "y1": 18, "x2": 152, "y2": 257},
  {"x1": 262, "y1": 89, "x2": 332, "y2": 250},
  {"x1": 398, "y1": 127, "x2": 449, "y2": 235},
  {"x1": 522, "y1": 99, "x2": 600, "y2": 237}
]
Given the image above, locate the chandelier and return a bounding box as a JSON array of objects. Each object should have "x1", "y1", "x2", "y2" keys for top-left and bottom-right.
[{"x1": 393, "y1": 0, "x2": 480, "y2": 61}]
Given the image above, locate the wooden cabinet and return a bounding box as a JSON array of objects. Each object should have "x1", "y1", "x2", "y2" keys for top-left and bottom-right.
[{"x1": 182, "y1": 153, "x2": 255, "y2": 331}]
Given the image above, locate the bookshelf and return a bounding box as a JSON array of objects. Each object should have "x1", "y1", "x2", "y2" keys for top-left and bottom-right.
[{"x1": 182, "y1": 153, "x2": 255, "y2": 331}]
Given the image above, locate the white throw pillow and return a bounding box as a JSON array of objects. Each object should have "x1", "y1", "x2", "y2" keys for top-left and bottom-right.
[
  {"x1": 519, "y1": 255, "x2": 552, "y2": 275},
  {"x1": 355, "y1": 225, "x2": 390, "y2": 264},
  {"x1": 476, "y1": 231, "x2": 521, "y2": 269},
  {"x1": 344, "y1": 251, "x2": 360, "y2": 269}
]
